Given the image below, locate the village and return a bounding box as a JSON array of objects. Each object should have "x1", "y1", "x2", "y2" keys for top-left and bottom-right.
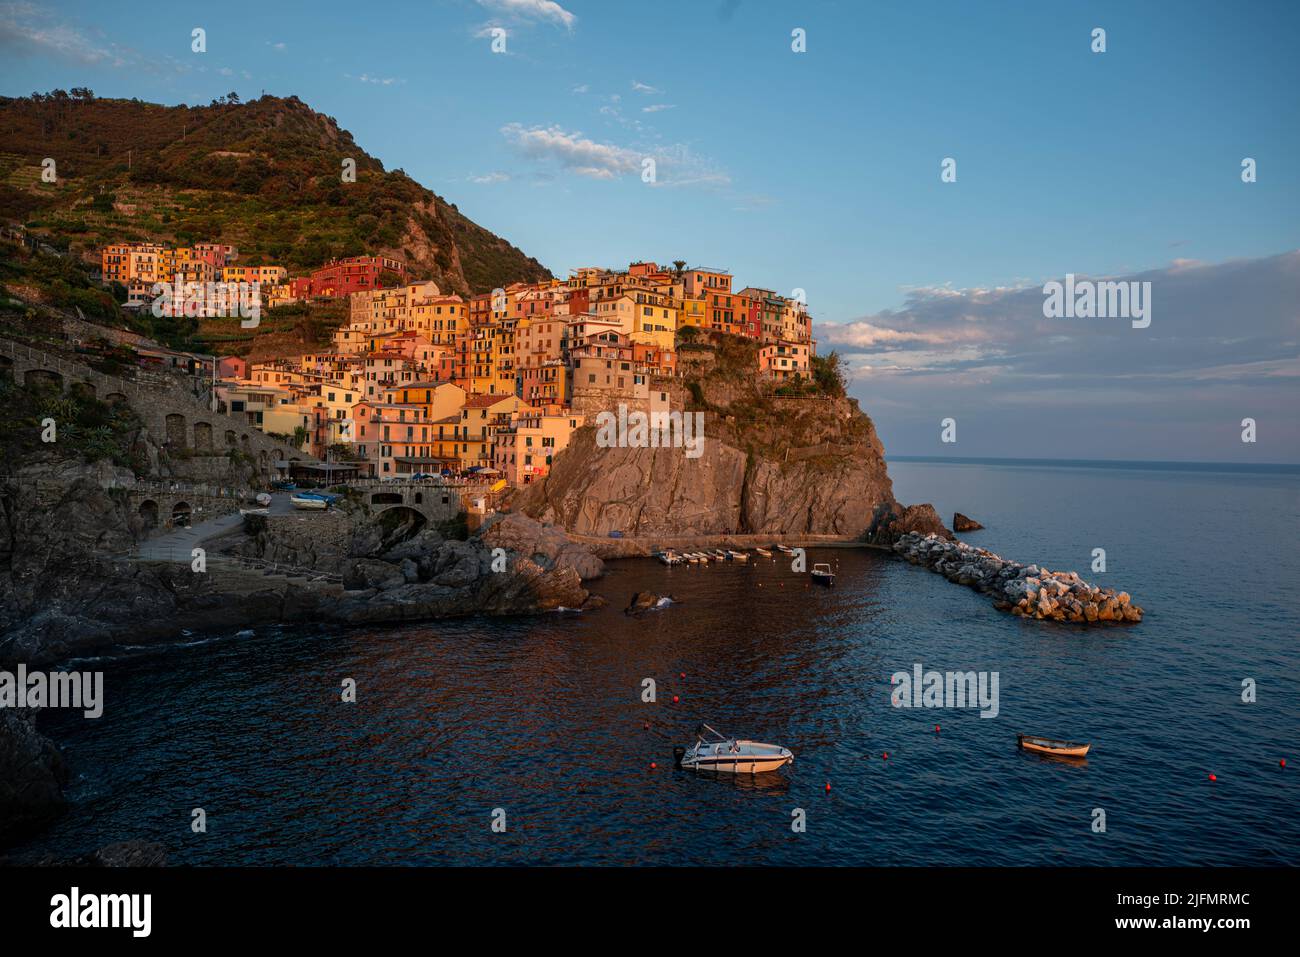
[{"x1": 99, "y1": 244, "x2": 818, "y2": 486}]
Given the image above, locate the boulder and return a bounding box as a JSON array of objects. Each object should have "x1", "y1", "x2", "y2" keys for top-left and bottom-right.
[
  {"x1": 953, "y1": 512, "x2": 984, "y2": 532},
  {"x1": 0, "y1": 709, "x2": 68, "y2": 848}
]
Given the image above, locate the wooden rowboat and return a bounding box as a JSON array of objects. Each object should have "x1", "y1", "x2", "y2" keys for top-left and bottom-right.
[{"x1": 1017, "y1": 734, "x2": 1090, "y2": 757}]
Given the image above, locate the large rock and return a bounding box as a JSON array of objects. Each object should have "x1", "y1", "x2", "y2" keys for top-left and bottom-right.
[
  {"x1": 953, "y1": 512, "x2": 984, "y2": 532},
  {"x1": 480, "y1": 512, "x2": 605, "y2": 580},
  {"x1": 516, "y1": 394, "x2": 897, "y2": 538},
  {"x1": 0, "y1": 709, "x2": 68, "y2": 848},
  {"x1": 864, "y1": 502, "x2": 954, "y2": 547}
]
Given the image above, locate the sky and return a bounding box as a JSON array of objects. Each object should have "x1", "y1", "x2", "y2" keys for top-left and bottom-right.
[{"x1": 1, "y1": 0, "x2": 1298, "y2": 462}]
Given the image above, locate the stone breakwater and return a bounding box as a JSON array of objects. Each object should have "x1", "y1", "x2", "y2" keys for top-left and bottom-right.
[{"x1": 893, "y1": 533, "x2": 1143, "y2": 624}]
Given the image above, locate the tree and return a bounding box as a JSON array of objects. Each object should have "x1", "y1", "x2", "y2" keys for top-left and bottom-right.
[
  {"x1": 811, "y1": 351, "x2": 847, "y2": 397},
  {"x1": 226, "y1": 91, "x2": 241, "y2": 105},
  {"x1": 672, "y1": 260, "x2": 686, "y2": 277},
  {"x1": 292, "y1": 425, "x2": 310, "y2": 449}
]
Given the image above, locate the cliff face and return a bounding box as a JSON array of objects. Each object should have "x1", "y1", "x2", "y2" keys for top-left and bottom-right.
[
  {"x1": 519, "y1": 407, "x2": 896, "y2": 538},
  {"x1": 518, "y1": 338, "x2": 899, "y2": 538}
]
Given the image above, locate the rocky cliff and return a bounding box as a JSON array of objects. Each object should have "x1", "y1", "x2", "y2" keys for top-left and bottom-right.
[{"x1": 517, "y1": 338, "x2": 931, "y2": 540}]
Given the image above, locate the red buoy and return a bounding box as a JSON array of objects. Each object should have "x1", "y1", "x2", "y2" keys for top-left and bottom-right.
[
  {"x1": 679, "y1": 673, "x2": 685, "y2": 679},
  {"x1": 672, "y1": 695, "x2": 679, "y2": 704},
  {"x1": 1209, "y1": 773, "x2": 1217, "y2": 782},
  {"x1": 1281, "y1": 759, "x2": 1287, "y2": 768},
  {"x1": 643, "y1": 722, "x2": 649, "y2": 730},
  {"x1": 651, "y1": 762, "x2": 657, "y2": 769},
  {"x1": 934, "y1": 725, "x2": 940, "y2": 733},
  {"x1": 825, "y1": 781, "x2": 831, "y2": 792},
  {"x1": 882, "y1": 752, "x2": 889, "y2": 760}
]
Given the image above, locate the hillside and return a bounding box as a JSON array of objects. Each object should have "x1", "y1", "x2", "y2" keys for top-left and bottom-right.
[{"x1": 0, "y1": 90, "x2": 551, "y2": 300}]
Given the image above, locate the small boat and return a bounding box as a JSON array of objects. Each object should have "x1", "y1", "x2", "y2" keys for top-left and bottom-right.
[
  {"x1": 1017, "y1": 734, "x2": 1091, "y2": 758},
  {"x1": 811, "y1": 562, "x2": 835, "y2": 586},
  {"x1": 656, "y1": 550, "x2": 683, "y2": 566},
  {"x1": 728, "y1": 550, "x2": 749, "y2": 562},
  {"x1": 676, "y1": 724, "x2": 793, "y2": 775},
  {"x1": 240, "y1": 507, "x2": 269, "y2": 517},
  {"x1": 754, "y1": 547, "x2": 772, "y2": 558},
  {"x1": 712, "y1": 549, "x2": 728, "y2": 561},
  {"x1": 776, "y1": 544, "x2": 794, "y2": 554},
  {"x1": 685, "y1": 553, "x2": 700, "y2": 564},
  {"x1": 290, "y1": 493, "x2": 329, "y2": 510}
]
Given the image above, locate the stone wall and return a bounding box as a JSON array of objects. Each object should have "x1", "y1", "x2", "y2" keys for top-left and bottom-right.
[{"x1": 0, "y1": 337, "x2": 315, "y2": 478}]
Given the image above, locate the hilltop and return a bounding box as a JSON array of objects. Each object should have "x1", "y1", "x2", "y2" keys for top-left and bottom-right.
[{"x1": 0, "y1": 90, "x2": 551, "y2": 301}]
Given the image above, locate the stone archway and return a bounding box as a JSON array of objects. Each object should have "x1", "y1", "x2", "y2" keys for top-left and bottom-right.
[
  {"x1": 193, "y1": 421, "x2": 213, "y2": 453},
  {"x1": 171, "y1": 501, "x2": 192, "y2": 527},
  {"x1": 24, "y1": 369, "x2": 63, "y2": 392},
  {"x1": 138, "y1": 499, "x2": 159, "y2": 529},
  {"x1": 105, "y1": 391, "x2": 128, "y2": 405},
  {"x1": 165, "y1": 413, "x2": 187, "y2": 447}
]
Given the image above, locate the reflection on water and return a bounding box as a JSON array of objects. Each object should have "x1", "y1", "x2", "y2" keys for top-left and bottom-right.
[{"x1": 15, "y1": 461, "x2": 1300, "y2": 866}]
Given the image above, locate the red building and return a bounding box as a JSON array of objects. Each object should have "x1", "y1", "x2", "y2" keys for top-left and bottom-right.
[{"x1": 291, "y1": 255, "x2": 407, "y2": 299}]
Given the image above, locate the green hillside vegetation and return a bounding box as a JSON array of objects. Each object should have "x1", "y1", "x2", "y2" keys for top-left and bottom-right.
[{"x1": 0, "y1": 90, "x2": 552, "y2": 343}]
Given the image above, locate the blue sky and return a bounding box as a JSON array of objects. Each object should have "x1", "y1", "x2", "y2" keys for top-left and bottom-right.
[{"x1": 2, "y1": 0, "x2": 1298, "y2": 461}]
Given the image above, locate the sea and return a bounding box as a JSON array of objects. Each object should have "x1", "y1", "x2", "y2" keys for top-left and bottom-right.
[{"x1": 10, "y1": 457, "x2": 1299, "y2": 865}]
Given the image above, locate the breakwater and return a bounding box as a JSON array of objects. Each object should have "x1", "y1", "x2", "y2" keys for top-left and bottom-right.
[{"x1": 893, "y1": 532, "x2": 1143, "y2": 623}]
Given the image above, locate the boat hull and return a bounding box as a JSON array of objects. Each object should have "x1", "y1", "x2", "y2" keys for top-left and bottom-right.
[
  {"x1": 1018, "y1": 735, "x2": 1090, "y2": 757},
  {"x1": 681, "y1": 741, "x2": 793, "y2": 774}
]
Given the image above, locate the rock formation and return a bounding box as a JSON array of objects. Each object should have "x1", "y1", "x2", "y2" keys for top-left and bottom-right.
[
  {"x1": 517, "y1": 339, "x2": 911, "y2": 539},
  {"x1": 0, "y1": 708, "x2": 68, "y2": 848},
  {"x1": 892, "y1": 532, "x2": 1143, "y2": 624},
  {"x1": 953, "y1": 513, "x2": 984, "y2": 532}
]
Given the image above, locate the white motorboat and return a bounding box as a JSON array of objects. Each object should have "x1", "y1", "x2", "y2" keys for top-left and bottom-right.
[
  {"x1": 290, "y1": 493, "x2": 329, "y2": 510},
  {"x1": 728, "y1": 549, "x2": 749, "y2": 562},
  {"x1": 676, "y1": 724, "x2": 793, "y2": 775},
  {"x1": 811, "y1": 562, "x2": 836, "y2": 586},
  {"x1": 754, "y1": 547, "x2": 773, "y2": 558}
]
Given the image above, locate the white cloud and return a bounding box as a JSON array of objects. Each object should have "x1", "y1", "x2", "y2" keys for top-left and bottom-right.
[
  {"x1": 345, "y1": 72, "x2": 405, "y2": 86},
  {"x1": 500, "y1": 122, "x2": 729, "y2": 187},
  {"x1": 642, "y1": 103, "x2": 675, "y2": 113},
  {"x1": 469, "y1": 171, "x2": 511, "y2": 184},
  {"x1": 631, "y1": 80, "x2": 661, "y2": 94},
  {"x1": 476, "y1": 0, "x2": 576, "y2": 30}
]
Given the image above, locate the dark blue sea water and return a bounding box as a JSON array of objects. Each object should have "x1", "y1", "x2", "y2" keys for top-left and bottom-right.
[{"x1": 12, "y1": 459, "x2": 1300, "y2": 865}]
